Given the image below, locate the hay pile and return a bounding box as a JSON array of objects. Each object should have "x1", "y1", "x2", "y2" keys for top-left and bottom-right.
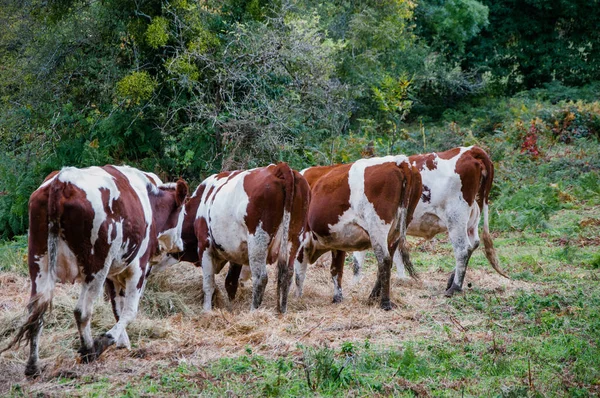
[{"x1": 0, "y1": 246, "x2": 529, "y2": 394}]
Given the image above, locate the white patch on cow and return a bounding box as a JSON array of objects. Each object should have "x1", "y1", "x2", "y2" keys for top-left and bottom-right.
[
  {"x1": 58, "y1": 167, "x2": 120, "y2": 252},
  {"x1": 158, "y1": 182, "x2": 177, "y2": 190},
  {"x1": 157, "y1": 203, "x2": 186, "y2": 253},
  {"x1": 406, "y1": 147, "x2": 471, "y2": 239},
  {"x1": 34, "y1": 253, "x2": 52, "y2": 302},
  {"x1": 196, "y1": 171, "x2": 253, "y2": 264},
  {"x1": 107, "y1": 223, "x2": 114, "y2": 244}
]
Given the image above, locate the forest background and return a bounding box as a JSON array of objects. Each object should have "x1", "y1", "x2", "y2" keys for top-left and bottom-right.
[{"x1": 0, "y1": 0, "x2": 599, "y2": 238}]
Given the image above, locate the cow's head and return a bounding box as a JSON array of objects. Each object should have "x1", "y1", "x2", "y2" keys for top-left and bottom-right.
[{"x1": 155, "y1": 179, "x2": 189, "y2": 253}]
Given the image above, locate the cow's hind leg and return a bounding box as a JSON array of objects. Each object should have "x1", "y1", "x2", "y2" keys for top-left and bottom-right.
[
  {"x1": 330, "y1": 250, "x2": 346, "y2": 303},
  {"x1": 351, "y1": 251, "x2": 365, "y2": 285},
  {"x1": 100, "y1": 261, "x2": 147, "y2": 356},
  {"x1": 248, "y1": 228, "x2": 270, "y2": 310},
  {"x1": 445, "y1": 221, "x2": 476, "y2": 297},
  {"x1": 225, "y1": 263, "x2": 243, "y2": 300},
  {"x1": 369, "y1": 244, "x2": 395, "y2": 311},
  {"x1": 105, "y1": 279, "x2": 130, "y2": 349},
  {"x1": 293, "y1": 250, "x2": 308, "y2": 298},
  {"x1": 75, "y1": 272, "x2": 108, "y2": 362},
  {"x1": 24, "y1": 304, "x2": 46, "y2": 377}
]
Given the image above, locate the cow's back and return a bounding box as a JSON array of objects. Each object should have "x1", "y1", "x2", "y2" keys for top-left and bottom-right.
[{"x1": 42, "y1": 166, "x2": 159, "y2": 280}]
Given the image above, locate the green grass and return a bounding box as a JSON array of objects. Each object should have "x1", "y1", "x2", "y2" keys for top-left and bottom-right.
[
  {"x1": 2, "y1": 132, "x2": 599, "y2": 397},
  {"x1": 0, "y1": 235, "x2": 27, "y2": 275}
]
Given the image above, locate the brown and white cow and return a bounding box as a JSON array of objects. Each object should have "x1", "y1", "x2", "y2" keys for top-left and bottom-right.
[
  {"x1": 294, "y1": 155, "x2": 422, "y2": 310},
  {"x1": 1, "y1": 166, "x2": 188, "y2": 377},
  {"x1": 351, "y1": 146, "x2": 508, "y2": 296},
  {"x1": 167, "y1": 163, "x2": 310, "y2": 314}
]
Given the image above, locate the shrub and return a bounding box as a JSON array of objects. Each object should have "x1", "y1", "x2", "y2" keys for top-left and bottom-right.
[{"x1": 546, "y1": 101, "x2": 600, "y2": 143}]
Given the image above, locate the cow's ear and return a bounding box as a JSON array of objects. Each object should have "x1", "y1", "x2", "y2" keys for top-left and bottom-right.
[{"x1": 175, "y1": 179, "x2": 188, "y2": 206}]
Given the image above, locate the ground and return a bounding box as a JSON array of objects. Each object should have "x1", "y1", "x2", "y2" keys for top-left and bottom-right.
[{"x1": 0, "y1": 206, "x2": 599, "y2": 397}]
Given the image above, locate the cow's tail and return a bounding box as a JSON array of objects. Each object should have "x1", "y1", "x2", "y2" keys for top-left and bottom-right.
[
  {"x1": 472, "y1": 147, "x2": 509, "y2": 279},
  {"x1": 1, "y1": 184, "x2": 60, "y2": 354},
  {"x1": 396, "y1": 159, "x2": 421, "y2": 280},
  {"x1": 275, "y1": 162, "x2": 296, "y2": 313}
]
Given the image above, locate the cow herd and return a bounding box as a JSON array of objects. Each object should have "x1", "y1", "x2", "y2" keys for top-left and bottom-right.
[{"x1": 2, "y1": 146, "x2": 508, "y2": 377}]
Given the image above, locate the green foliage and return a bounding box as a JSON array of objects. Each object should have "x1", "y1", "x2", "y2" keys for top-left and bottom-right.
[
  {"x1": 116, "y1": 71, "x2": 158, "y2": 105},
  {"x1": 145, "y1": 17, "x2": 170, "y2": 49},
  {"x1": 492, "y1": 184, "x2": 562, "y2": 232},
  {"x1": 0, "y1": 0, "x2": 599, "y2": 238},
  {"x1": 465, "y1": 0, "x2": 600, "y2": 90},
  {"x1": 417, "y1": 0, "x2": 489, "y2": 54}
]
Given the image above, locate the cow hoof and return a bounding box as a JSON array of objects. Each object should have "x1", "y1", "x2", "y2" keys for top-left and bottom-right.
[
  {"x1": 446, "y1": 271, "x2": 456, "y2": 291},
  {"x1": 444, "y1": 285, "x2": 462, "y2": 298},
  {"x1": 93, "y1": 333, "x2": 115, "y2": 359},
  {"x1": 332, "y1": 294, "x2": 343, "y2": 304},
  {"x1": 380, "y1": 300, "x2": 397, "y2": 311},
  {"x1": 24, "y1": 362, "x2": 41, "y2": 378},
  {"x1": 368, "y1": 287, "x2": 382, "y2": 301},
  {"x1": 225, "y1": 283, "x2": 238, "y2": 301}
]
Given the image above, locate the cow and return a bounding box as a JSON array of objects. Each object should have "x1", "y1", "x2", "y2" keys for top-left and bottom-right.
[
  {"x1": 165, "y1": 163, "x2": 310, "y2": 314},
  {"x1": 293, "y1": 155, "x2": 422, "y2": 310},
  {"x1": 350, "y1": 146, "x2": 509, "y2": 296},
  {"x1": 1, "y1": 166, "x2": 188, "y2": 377}
]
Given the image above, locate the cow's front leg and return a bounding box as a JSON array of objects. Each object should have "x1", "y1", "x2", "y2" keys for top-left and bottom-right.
[
  {"x1": 225, "y1": 263, "x2": 242, "y2": 300},
  {"x1": 351, "y1": 251, "x2": 365, "y2": 285},
  {"x1": 293, "y1": 249, "x2": 308, "y2": 298},
  {"x1": 330, "y1": 250, "x2": 346, "y2": 303},
  {"x1": 201, "y1": 253, "x2": 218, "y2": 311}
]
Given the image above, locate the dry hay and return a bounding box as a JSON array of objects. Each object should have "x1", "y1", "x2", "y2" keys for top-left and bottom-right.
[{"x1": 0, "y1": 254, "x2": 531, "y2": 394}]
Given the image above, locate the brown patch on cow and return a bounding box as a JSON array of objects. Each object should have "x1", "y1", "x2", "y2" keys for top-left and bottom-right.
[
  {"x1": 410, "y1": 153, "x2": 437, "y2": 171},
  {"x1": 363, "y1": 163, "x2": 404, "y2": 224},
  {"x1": 454, "y1": 149, "x2": 484, "y2": 206},
  {"x1": 215, "y1": 170, "x2": 242, "y2": 181},
  {"x1": 143, "y1": 173, "x2": 157, "y2": 186},
  {"x1": 105, "y1": 279, "x2": 119, "y2": 321},
  {"x1": 296, "y1": 248, "x2": 304, "y2": 264},
  {"x1": 195, "y1": 216, "x2": 211, "y2": 264},
  {"x1": 104, "y1": 166, "x2": 147, "y2": 265},
  {"x1": 205, "y1": 185, "x2": 216, "y2": 203},
  {"x1": 243, "y1": 166, "x2": 285, "y2": 236},
  {"x1": 303, "y1": 165, "x2": 341, "y2": 188},
  {"x1": 437, "y1": 147, "x2": 461, "y2": 160},
  {"x1": 27, "y1": 183, "x2": 52, "y2": 296},
  {"x1": 308, "y1": 164, "x2": 352, "y2": 237}
]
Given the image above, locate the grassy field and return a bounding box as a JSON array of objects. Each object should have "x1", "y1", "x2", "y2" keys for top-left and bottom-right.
[{"x1": 0, "y1": 201, "x2": 598, "y2": 396}]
